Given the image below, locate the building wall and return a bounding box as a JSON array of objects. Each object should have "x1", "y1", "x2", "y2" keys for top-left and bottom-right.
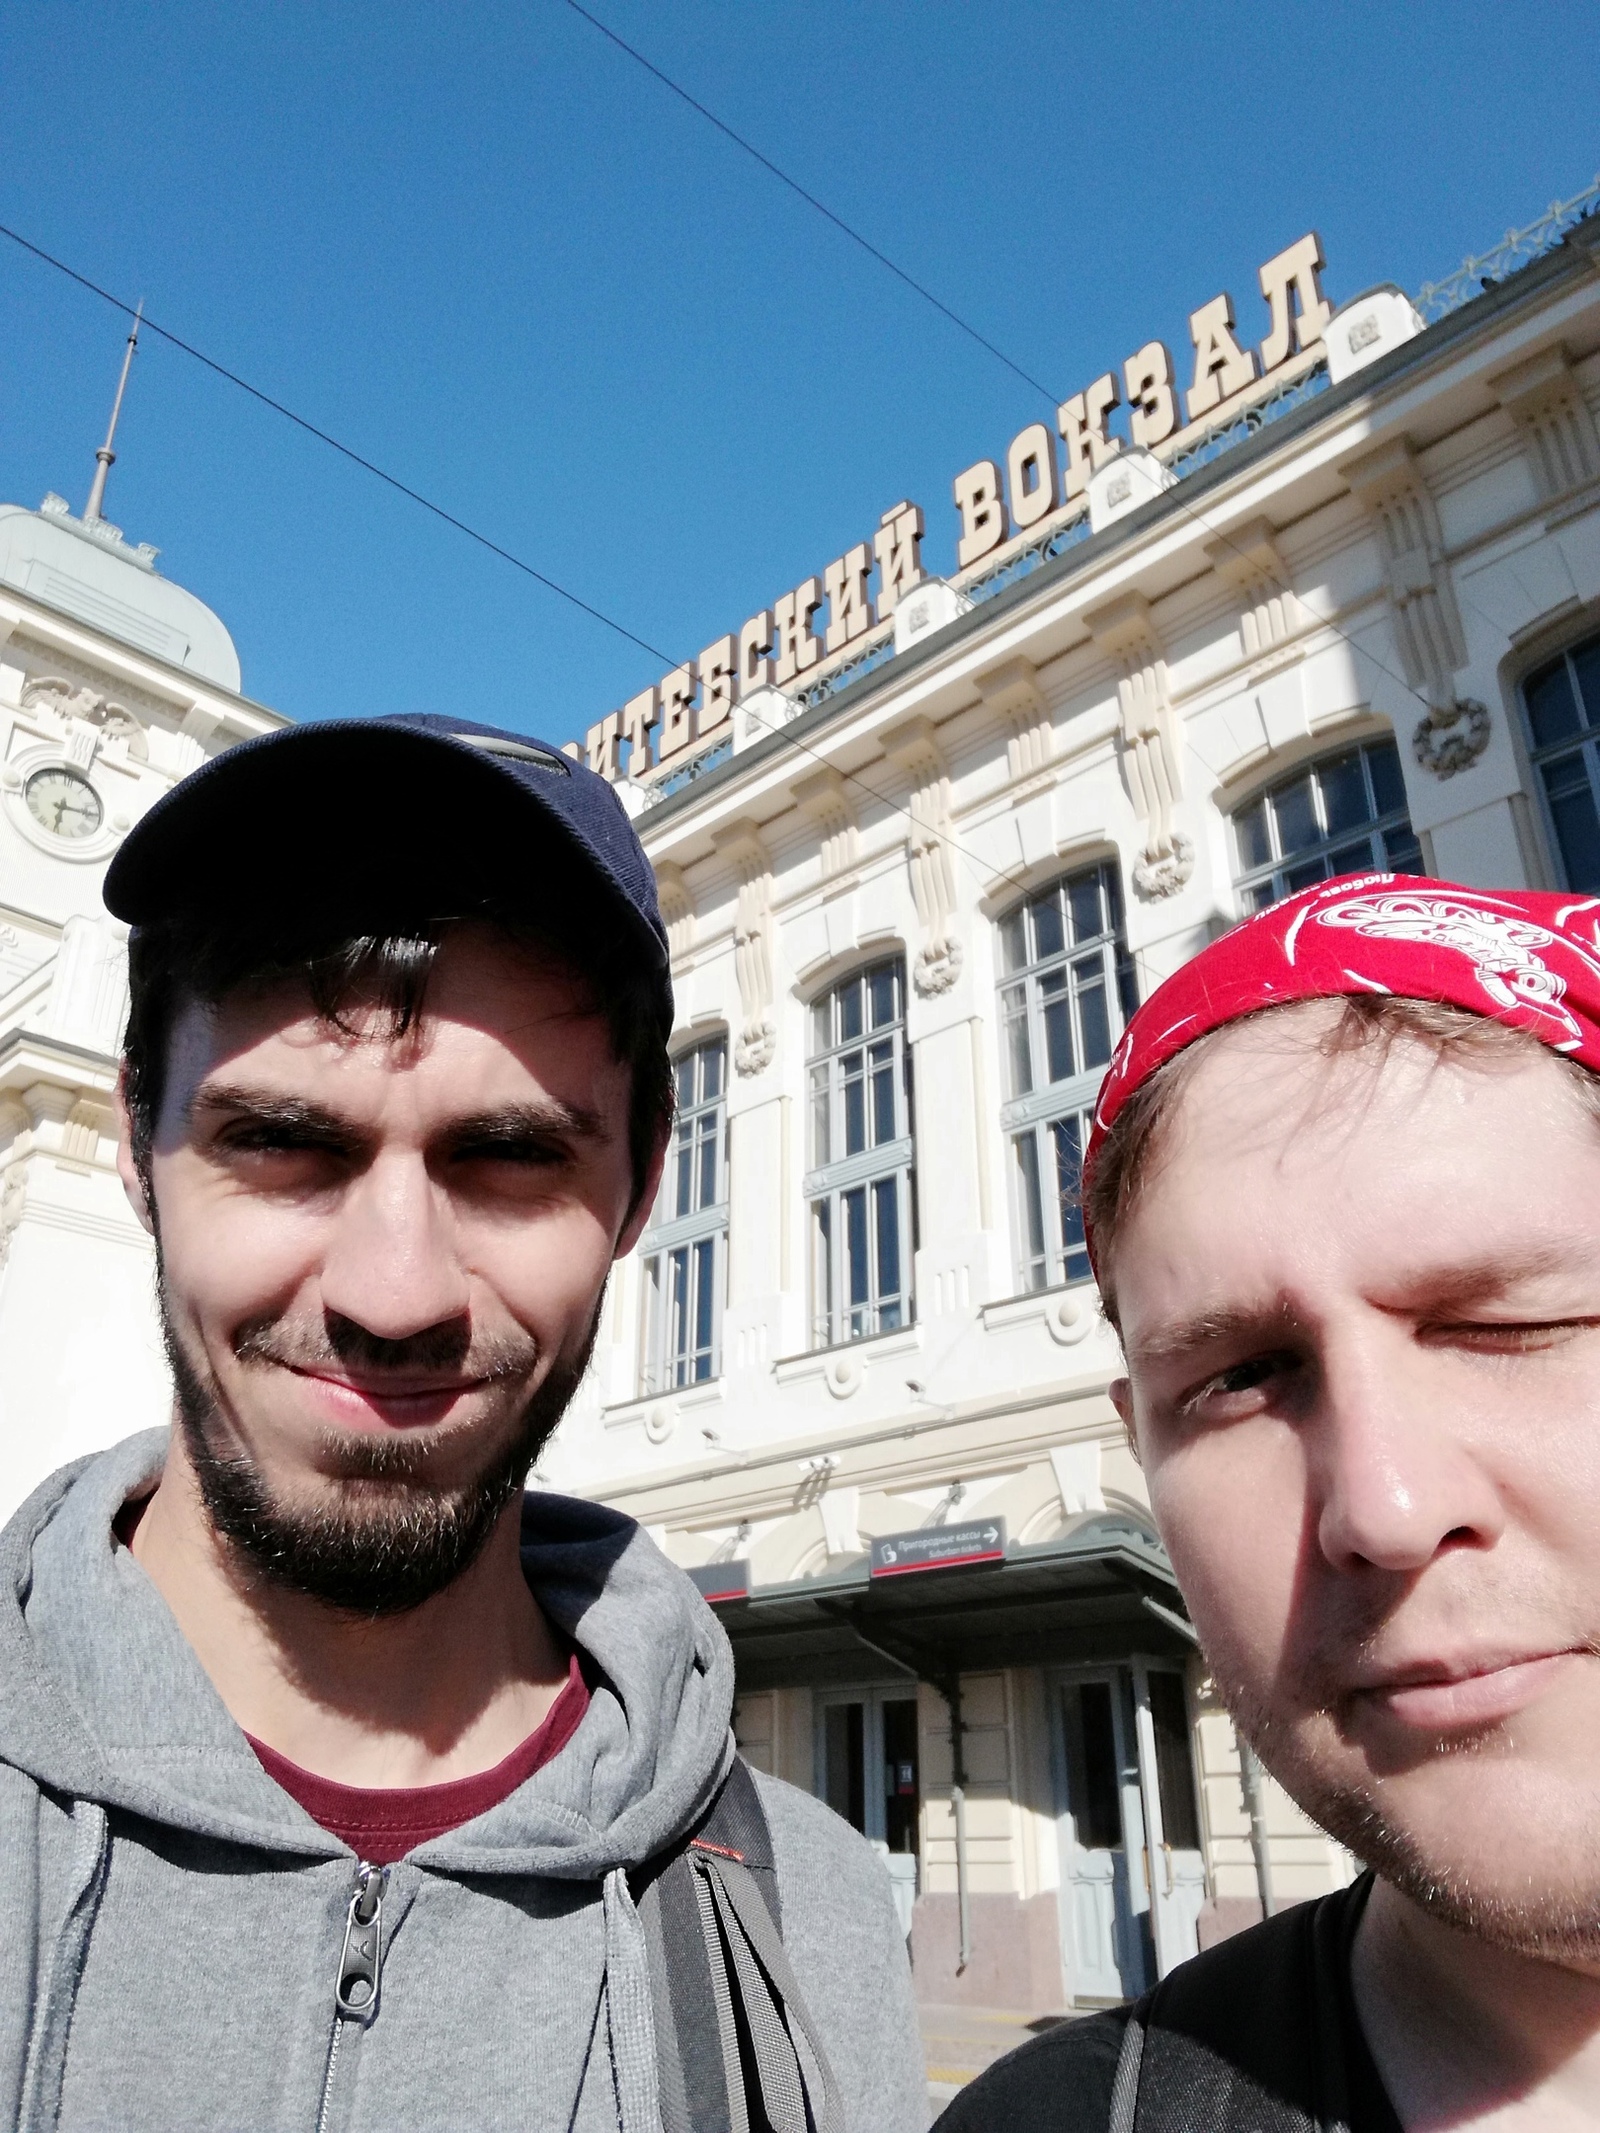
[
  {"x1": 549, "y1": 229, "x2": 1600, "y2": 2008},
  {"x1": 0, "y1": 510, "x2": 283, "y2": 1517}
]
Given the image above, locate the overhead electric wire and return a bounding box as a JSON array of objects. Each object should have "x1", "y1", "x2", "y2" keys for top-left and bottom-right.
[
  {"x1": 0, "y1": 193, "x2": 1440, "y2": 924},
  {"x1": 0, "y1": 220, "x2": 675, "y2": 666},
  {"x1": 557, "y1": 0, "x2": 1062, "y2": 406}
]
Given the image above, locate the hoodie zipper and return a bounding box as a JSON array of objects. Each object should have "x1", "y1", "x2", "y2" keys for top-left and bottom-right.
[{"x1": 316, "y1": 1862, "x2": 390, "y2": 2133}]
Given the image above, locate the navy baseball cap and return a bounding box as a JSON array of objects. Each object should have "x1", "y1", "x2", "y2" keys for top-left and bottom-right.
[{"x1": 103, "y1": 713, "x2": 672, "y2": 1031}]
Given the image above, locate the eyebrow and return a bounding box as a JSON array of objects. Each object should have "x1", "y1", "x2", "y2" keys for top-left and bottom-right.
[
  {"x1": 189, "y1": 1085, "x2": 609, "y2": 1146},
  {"x1": 1125, "y1": 1244, "x2": 1589, "y2": 1370}
]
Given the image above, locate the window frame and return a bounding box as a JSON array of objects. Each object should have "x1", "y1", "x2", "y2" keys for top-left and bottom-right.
[
  {"x1": 1229, "y1": 733, "x2": 1423, "y2": 913},
  {"x1": 1518, "y1": 629, "x2": 1600, "y2": 893},
  {"x1": 639, "y1": 1034, "x2": 729, "y2": 1395},
  {"x1": 996, "y1": 860, "x2": 1137, "y2": 1295},
  {"x1": 804, "y1": 958, "x2": 916, "y2": 1349}
]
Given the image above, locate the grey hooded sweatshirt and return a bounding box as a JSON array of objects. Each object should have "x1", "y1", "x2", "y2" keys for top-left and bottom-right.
[{"x1": 0, "y1": 1432, "x2": 926, "y2": 2133}]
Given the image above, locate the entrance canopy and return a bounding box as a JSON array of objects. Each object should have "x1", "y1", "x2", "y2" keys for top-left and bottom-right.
[{"x1": 709, "y1": 1514, "x2": 1195, "y2": 1692}]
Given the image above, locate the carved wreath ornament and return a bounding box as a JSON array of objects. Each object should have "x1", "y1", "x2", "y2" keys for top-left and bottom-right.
[{"x1": 1412, "y1": 698, "x2": 1490, "y2": 780}]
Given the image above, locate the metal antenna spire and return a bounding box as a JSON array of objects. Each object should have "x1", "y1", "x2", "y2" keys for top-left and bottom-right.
[{"x1": 82, "y1": 301, "x2": 143, "y2": 525}]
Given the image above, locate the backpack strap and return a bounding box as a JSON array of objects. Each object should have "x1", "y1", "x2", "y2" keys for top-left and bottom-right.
[
  {"x1": 1109, "y1": 1883, "x2": 1368, "y2": 2133},
  {"x1": 633, "y1": 1757, "x2": 842, "y2": 2133}
]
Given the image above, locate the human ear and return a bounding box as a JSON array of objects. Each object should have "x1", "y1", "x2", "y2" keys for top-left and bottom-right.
[
  {"x1": 1109, "y1": 1376, "x2": 1143, "y2": 1468},
  {"x1": 114, "y1": 1071, "x2": 155, "y2": 1238},
  {"x1": 613, "y1": 1112, "x2": 671, "y2": 1262}
]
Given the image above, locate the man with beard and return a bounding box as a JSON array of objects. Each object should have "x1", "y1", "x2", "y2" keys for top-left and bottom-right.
[
  {"x1": 938, "y1": 876, "x2": 1600, "y2": 2133},
  {"x1": 0, "y1": 715, "x2": 924, "y2": 2133}
]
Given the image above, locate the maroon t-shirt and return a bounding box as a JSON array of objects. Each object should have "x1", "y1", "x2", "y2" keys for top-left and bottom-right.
[{"x1": 248, "y1": 1652, "x2": 589, "y2": 1864}]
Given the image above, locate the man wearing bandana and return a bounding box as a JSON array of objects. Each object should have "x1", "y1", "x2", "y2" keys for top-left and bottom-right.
[{"x1": 938, "y1": 875, "x2": 1600, "y2": 2133}]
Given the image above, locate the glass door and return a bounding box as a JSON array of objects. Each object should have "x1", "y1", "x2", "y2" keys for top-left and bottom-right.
[
  {"x1": 1132, "y1": 1663, "x2": 1207, "y2": 1975},
  {"x1": 1054, "y1": 1670, "x2": 1152, "y2": 2003},
  {"x1": 816, "y1": 1687, "x2": 921, "y2": 1852}
]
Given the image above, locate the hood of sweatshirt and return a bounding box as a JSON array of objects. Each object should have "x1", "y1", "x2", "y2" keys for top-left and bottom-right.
[{"x1": 0, "y1": 1429, "x2": 734, "y2": 1878}]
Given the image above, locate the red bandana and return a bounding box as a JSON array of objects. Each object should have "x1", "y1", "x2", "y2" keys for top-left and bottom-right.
[{"x1": 1083, "y1": 873, "x2": 1600, "y2": 1260}]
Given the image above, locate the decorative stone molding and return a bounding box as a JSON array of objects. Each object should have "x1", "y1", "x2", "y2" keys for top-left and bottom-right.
[
  {"x1": 823, "y1": 1351, "x2": 864, "y2": 1400},
  {"x1": 19, "y1": 676, "x2": 148, "y2": 760},
  {"x1": 1131, "y1": 832, "x2": 1196, "y2": 900},
  {"x1": 1412, "y1": 697, "x2": 1491, "y2": 779},
  {"x1": 1341, "y1": 439, "x2": 1468, "y2": 712},
  {"x1": 1490, "y1": 344, "x2": 1600, "y2": 506},
  {"x1": 653, "y1": 860, "x2": 694, "y2": 965},
  {"x1": 1086, "y1": 592, "x2": 1189, "y2": 898},
  {"x1": 718, "y1": 819, "x2": 778, "y2": 1076},
  {"x1": 976, "y1": 656, "x2": 1054, "y2": 784},
  {"x1": 882, "y1": 715, "x2": 961, "y2": 994},
  {"x1": 1204, "y1": 518, "x2": 1304, "y2": 669},
  {"x1": 793, "y1": 766, "x2": 858, "y2": 883}
]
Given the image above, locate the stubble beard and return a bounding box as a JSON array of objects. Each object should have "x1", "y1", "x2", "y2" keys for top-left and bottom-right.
[
  {"x1": 157, "y1": 1267, "x2": 597, "y2": 1617},
  {"x1": 1214, "y1": 1652, "x2": 1600, "y2": 1965}
]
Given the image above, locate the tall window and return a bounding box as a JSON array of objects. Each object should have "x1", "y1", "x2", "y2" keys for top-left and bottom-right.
[
  {"x1": 1521, "y1": 631, "x2": 1600, "y2": 891},
  {"x1": 807, "y1": 960, "x2": 915, "y2": 1347},
  {"x1": 1232, "y1": 735, "x2": 1423, "y2": 913},
  {"x1": 641, "y1": 1037, "x2": 727, "y2": 1393},
  {"x1": 998, "y1": 862, "x2": 1138, "y2": 1292}
]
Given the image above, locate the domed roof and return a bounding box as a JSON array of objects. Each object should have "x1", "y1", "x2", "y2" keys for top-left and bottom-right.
[{"x1": 0, "y1": 496, "x2": 241, "y2": 692}]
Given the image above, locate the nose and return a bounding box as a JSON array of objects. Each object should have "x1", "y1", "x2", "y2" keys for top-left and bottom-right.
[
  {"x1": 1313, "y1": 1329, "x2": 1505, "y2": 1574},
  {"x1": 318, "y1": 1149, "x2": 470, "y2": 1343}
]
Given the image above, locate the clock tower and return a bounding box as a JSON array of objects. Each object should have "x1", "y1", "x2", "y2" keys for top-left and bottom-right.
[{"x1": 0, "y1": 334, "x2": 285, "y2": 1516}]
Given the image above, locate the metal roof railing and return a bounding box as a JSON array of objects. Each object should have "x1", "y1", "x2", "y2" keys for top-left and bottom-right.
[{"x1": 1415, "y1": 174, "x2": 1600, "y2": 320}]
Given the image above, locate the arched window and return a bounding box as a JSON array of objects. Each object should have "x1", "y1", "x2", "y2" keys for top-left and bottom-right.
[
  {"x1": 1231, "y1": 735, "x2": 1422, "y2": 913},
  {"x1": 1520, "y1": 630, "x2": 1600, "y2": 890},
  {"x1": 806, "y1": 958, "x2": 914, "y2": 1346},
  {"x1": 641, "y1": 1035, "x2": 727, "y2": 1392},
  {"x1": 998, "y1": 861, "x2": 1137, "y2": 1292}
]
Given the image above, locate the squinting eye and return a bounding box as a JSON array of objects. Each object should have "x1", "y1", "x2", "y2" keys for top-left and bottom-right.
[{"x1": 1214, "y1": 1357, "x2": 1281, "y2": 1395}]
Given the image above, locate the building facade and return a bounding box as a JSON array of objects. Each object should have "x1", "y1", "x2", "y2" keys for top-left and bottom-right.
[
  {"x1": 0, "y1": 481, "x2": 283, "y2": 1518},
  {"x1": 541, "y1": 192, "x2": 1600, "y2": 2012}
]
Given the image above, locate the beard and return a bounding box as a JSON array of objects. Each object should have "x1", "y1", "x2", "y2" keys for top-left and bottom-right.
[
  {"x1": 1213, "y1": 1644, "x2": 1600, "y2": 1965},
  {"x1": 157, "y1": 1269, "x2": 596, "y2": 1617}
]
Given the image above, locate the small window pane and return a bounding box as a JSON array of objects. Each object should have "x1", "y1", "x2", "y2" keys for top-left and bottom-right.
[
  {"x1": 697, "y1": 1118, "x2": 718, "y2": 1210},
  {"x1": 1074, "y1": 957, "x2": 1111, "y2": 1071},
  {"x1": 1283, "y1": 855, "x2": 1328, "y2": 895},
  {"x1": 1015, "y1": 1131, "x2": 1047, "y2": 1290},
  {"x1": 868, "y1": 964, "x2": 897, "y2": 1030},
  {"x1": 1235, "y1": 797, "x2": 1272, "y2": 872},
  {"x1": 1148, "y1": 1673, "x2": 1201, "y2": 1853},
  {"x1": 873, "y1": 1177, "x2": 901, "y2": 1309},
  {"x1": 1067, "y1": 872, "x2": 1102, "y2": 946},
  {"x1": 1384, "y1": 825, "x2": 1424, "y2": 874},
  {"x1": 1326, "y1": 837, "x2": 1375, "y2": 878},
  {"x1": 842, "y1": 1054, "x2": 866, "y2": 1157},
  {"x1": 1527, "y1": 657, "x2": 1583, "y2": 748},
  {"x1": 675, "y1": 1055, "x2": 696, "y2": 1107},
  {"x1": 1273, "y1": 774, "x2": 1320, "y2": 858},
  {"x1": 845, "y1": 1188, "x2": 869, "y2": 1308},
  {"x1": 1544, "y1": 758, "x2": 1600, "y2": 891},
  {"x1": 1002, "y1": 983, "x2": 1033, "y2": 1098},
  {"x1": 1365, "y1": 738, "x2": 1407, "y2": 819},
  {"x1": 1319, "y1": 750, "x2": 1369, "y2": 839},
  {"x1": 869, "y1": 1038, "x2": 896, "y2": 1145},
  {"x1": 702, "y1": 1044, "x2": 724, "y2": 1100},
  {"x1": 1040, "y1": 970, "x2": 1074, "y2": 1085},
  {"x1": 1572, "y1": 642, "x2": 1600, "y2": 729},
  {"x1": 1000, "y1": 908, "x2": 1027, "y2": 973},
  {"x1": 693, "y1": 1239, "x2": 716, "y2": 1378},
  {"x1": 1032, "y1": 892, "x2": 1066, "y2": 963},
  {"x1": 810, "y1": 1062, "x2": 831, "y2": 1167},
  {"x1": 839, "y1": 978, "x2": 863, "y2": 1043},
  {"x1": 1051, "y1": 1114, "x2": 1087, "y2": 1280}
]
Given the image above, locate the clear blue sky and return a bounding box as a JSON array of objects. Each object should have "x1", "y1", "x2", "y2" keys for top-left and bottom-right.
[{"x1": 4, "y1": 2, "x2": 1598, "y2": 748}]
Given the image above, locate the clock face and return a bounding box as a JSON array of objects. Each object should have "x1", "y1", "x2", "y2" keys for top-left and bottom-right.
[{"x1": 24, "y1": 766, "x2": 104, "y2": 841}]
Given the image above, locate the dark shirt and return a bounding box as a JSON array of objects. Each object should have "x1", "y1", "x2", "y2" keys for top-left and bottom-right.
[{"x1": 935, "y1": 1876, "x2": 1400, "y2": 2133}]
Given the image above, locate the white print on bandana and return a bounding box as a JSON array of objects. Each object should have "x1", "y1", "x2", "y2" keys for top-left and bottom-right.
[{"x1": 1314, "y1": 891, "x2": 1598, "y2": 1051}]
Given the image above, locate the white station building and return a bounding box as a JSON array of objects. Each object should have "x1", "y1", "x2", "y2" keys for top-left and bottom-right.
[
  {"x1": 542, "y1": 187, "x2": 1600, "y2": 2013},
  {"x1": 0, "y1": 346, "x2": 285, "y2": 1518},
  {"x1": 5, "y1": 188, "x2": 1600, "y2": 2020}
]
